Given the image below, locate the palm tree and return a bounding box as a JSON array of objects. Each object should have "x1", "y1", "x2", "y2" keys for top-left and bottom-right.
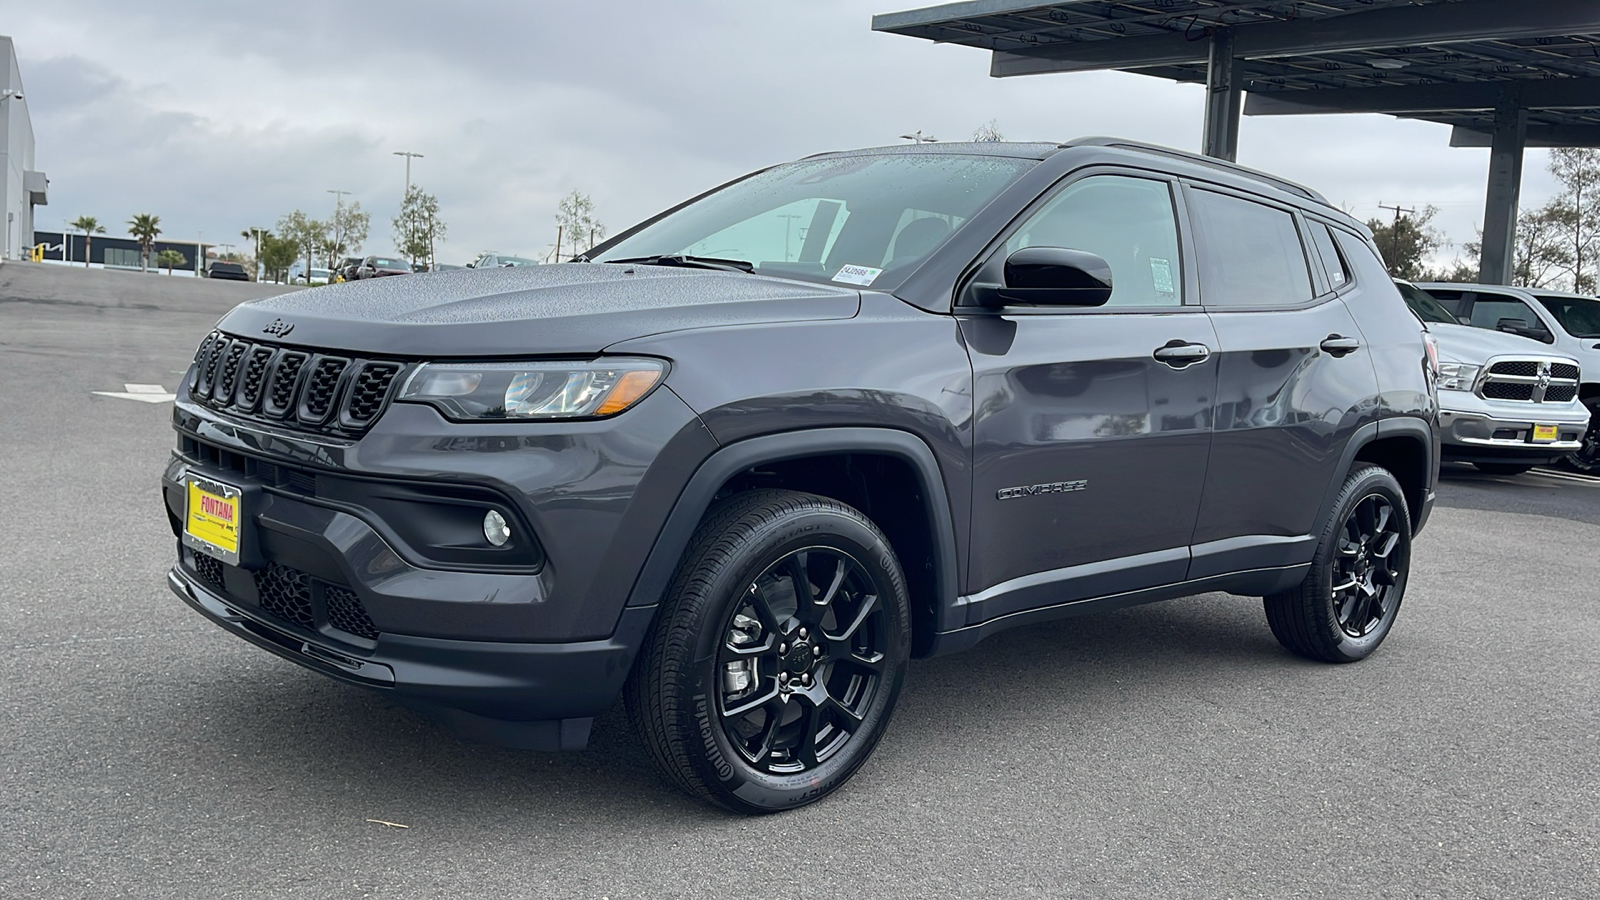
[
  {"x1": 70, "y1": 215, "x2": 105, "y2": 267},
  {"x1": 128, "y1": 213, "x2": 162, "y2": 272}
]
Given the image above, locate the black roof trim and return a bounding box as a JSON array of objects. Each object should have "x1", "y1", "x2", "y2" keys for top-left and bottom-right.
[
  {"x1": 1065, "y1": 137, "x2": 1329, "y2": 204},
  {"x1": 802, "y1": 141, "x2": 1064, "y2": 161}
]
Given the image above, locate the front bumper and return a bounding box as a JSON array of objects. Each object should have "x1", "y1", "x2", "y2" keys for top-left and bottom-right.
[
  {"x1": 169, "y1": 565, "x2": 654, "y2": 750},
  {"x1": 1438, "y1": 393, "x2": 1589, "y2": 464}
]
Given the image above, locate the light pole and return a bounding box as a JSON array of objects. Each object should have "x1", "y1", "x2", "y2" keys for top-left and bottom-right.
[{"x1": 392, "y1": 151, "x2": 424, "y2": 192}]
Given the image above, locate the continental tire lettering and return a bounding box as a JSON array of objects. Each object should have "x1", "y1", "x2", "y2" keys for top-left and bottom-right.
[
  {"x1": 693, "y1": 695, "x2": 735, "y2": 782},
  {"x1": 997, "y1": 479, "x2": 1088, "y2": 500}
]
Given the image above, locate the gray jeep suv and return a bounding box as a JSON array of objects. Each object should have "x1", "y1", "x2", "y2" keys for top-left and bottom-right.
[{"x1": 162, "y1": 139, "x2": 1439, "y2": 813}]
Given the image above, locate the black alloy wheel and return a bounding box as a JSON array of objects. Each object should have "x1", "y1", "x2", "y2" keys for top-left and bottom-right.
[
  {"x1": 1327, "y1": 494, "x2": 1405, "y2": 640},
  {"x1": 716, "y1": 547, "x2": 888, "y2": 774},
  {"x1": 627, "y1": 489, "x2": 910, "y2": 813},
  {"x1": 1558, "y1": 406, "x2": 1600, "y2": 474},
  {"x1": 1264, "y1": 465, "x2": 1412, "y2": 663}
]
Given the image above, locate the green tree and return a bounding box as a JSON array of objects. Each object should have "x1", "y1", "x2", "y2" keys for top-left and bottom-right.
[
  {"x1": 555, "y1": 189, "x2": 604, "y2": 260},
  {"x1": 1545, "y1": 148, "x2": 1600, "y2": 292},
  {"x1": 155, "y1": 248, "x2": 187, "y2": 274},
  {"x1": 393, "y1": 185, "x2": 447, "y2": 268},
  {"x1": 276, "y1": 210, "x2": 327, "y2": 284},
  {"x1": 326, "y1": 200, "x2": 370, "y2": 268},
  {"x1": 71, "y1": 215, "x2": 105, "y2": 268},
  {"x1": 1366, "y1": 205, "x2": 1444, "y2": 281},
  {"x1": 259, "y1": 233, "x2": 298, "y2": 284},
  {"x1": 127, "y1": 213, "x2": 162, "y2": 271}
]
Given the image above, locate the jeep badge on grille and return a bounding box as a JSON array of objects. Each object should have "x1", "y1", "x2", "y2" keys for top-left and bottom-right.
[{"x1": 262, "y1": 318, "x2": 295, "y2": 338}]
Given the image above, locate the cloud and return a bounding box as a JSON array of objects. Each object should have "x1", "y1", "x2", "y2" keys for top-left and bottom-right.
[{"x1": 6, "y1": 1, "x2": 1553, "y2": 264}]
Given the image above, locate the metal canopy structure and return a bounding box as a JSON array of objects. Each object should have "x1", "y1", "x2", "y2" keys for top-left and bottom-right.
[{"x1": 872, "y1": 0, "x2": 1600, "y2": 284}]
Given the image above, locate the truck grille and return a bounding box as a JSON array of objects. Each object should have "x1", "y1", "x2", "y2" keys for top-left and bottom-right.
[
  {"x1": 1477, "y1": 356, "x2": 1580, "y2": 405},
  {"x1": 188, "y1": 331, "x2": 406, "y2": 437}
]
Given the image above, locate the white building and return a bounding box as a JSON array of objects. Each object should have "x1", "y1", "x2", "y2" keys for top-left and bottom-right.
[{"x1": 1, "y1": 36, "x2": 47, "y2": 260}]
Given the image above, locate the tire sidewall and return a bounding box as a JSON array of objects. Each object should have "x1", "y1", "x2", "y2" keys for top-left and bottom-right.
[
  {"x1": 1316, "y1": 468, "x2": 1412, "y2": 661},
  {"x1": 680, "y1": 504, "x2": 910, "y2": 812}
]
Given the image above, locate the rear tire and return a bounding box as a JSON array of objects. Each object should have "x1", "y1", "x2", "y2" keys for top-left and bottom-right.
[
  {"x1": 1473, "y1": 462, "x2": 1534, "y2": 476},
  {"x1": 1264, "y1": 465, "x2": 1411, "y2": 664},
  {"x1": 625, "y1": 490, "x2": 910, "y2": 814}
]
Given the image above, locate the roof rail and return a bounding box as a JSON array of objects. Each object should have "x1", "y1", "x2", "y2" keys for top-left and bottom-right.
[{"x1": 1064, "y1": 137, "x2": 1329, "y2": 205}]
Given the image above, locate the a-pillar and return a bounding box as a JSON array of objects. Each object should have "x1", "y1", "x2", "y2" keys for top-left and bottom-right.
[
  {"x1": 1202, "y1": 27, "x2": 1243, "y2": 162},
  {"x1": 1478, "y1": 87, "x2": 1527, "y2": 285}
]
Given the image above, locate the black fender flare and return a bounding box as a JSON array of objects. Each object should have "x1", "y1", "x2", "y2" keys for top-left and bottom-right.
[
  {"x1": 1312, "y1": 417, "x2": 1436, "y2": 541},
  {"x1": 622, "y1": 427, "x2": 963, "y2": 634}
]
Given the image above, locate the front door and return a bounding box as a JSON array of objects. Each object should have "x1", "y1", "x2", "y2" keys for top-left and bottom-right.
[{"x1": 960, "y1": 173, "x2": 1217, "y2": 623}]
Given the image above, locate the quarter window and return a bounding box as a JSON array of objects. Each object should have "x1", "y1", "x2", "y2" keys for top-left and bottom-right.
[
  {"x1": 1307, "y1": 222, "x2": 1349, "y2": 290},
  {"x1": 1188, "y1": 190, "x2": 1314, "y2": 308},
  {"x1": 1004, "y1": 175, "x2": 1182, "y2": 307}
]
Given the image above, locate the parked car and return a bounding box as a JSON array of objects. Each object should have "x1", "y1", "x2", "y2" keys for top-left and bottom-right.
[
  {"x1": 1413, "y1": 282, "x2": 1600, "y2": 473},
  {"x1": 204, "y1": 261, "x2": 250, "y2": 281},
  {"x1": 353, "y1": 256, "x2": 413, "y2": 279},
  {"x1": 296, "y1": 267, "x2": 333, "y2": 286},
  {"x1": 334, "y1": 256, "x2": 364, "y2": 283},
  {"x1": 468, "y1": 252, "x2": 540, "y2": 268},
  {"x1": 1395, "y1": 281, "x2": 1586, "y2": 475},
  {"x1": 164, "y1": 138, "x2": 1438, "y2": 813}
]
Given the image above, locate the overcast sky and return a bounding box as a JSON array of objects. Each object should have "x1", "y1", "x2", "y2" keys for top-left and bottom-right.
[{"x1": 8, "y1": 0, "x2": 1562, "y2": 266}]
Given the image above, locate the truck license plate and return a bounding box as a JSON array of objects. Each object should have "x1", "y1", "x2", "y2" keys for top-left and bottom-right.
[{"x1": 1531, "y1": 424, "x2": 1560, "y2": 443}]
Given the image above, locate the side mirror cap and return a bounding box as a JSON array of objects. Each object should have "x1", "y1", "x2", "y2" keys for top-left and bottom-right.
[{"x1": 975, "y1": 247, "x2": 1114, "y2": 307}]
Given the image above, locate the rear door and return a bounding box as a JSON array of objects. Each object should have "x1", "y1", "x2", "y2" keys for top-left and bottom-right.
[
  {"x1": 960, "y1": 171, "x2": 1217, "y2": 621},
  {"x1": 1182, "y1": 185, "x2": 1381, "y2": 579}
]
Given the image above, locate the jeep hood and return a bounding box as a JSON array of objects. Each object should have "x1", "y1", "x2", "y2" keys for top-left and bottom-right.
[
  {"x1": 216, "y1": 264, "x2": 861, "y2": 356},
  {"x1": 1427, "y1": 321, "x2": 1573, "y2": 365}
]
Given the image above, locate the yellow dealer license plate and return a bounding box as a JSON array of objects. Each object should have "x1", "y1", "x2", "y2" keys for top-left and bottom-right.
[
  {"x1": 1532, "y1": 423, "x2": 1560, "y2": 444},
  {"x1": 184, "y1": 475, "x2": 242, "y2": 565}
]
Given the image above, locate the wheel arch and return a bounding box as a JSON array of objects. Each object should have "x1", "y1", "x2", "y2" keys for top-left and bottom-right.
[
  {"x1": 623, "y1": 428, "x2": 962, "y2": 659},
  {"x1": 1317, "y1": 419, "x2": 1435, "y2": 539}
]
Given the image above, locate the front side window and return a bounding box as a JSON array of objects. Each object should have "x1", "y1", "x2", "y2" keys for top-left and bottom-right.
[
  {"x1": 594, "y1": 154, "x2": 1034, "y2": 288},
  {"x1": 1003, "y1": 174, "x2": 1183, "y2": 307},
  {"x1": 1534, "y1": 295, "x2": 1600, "y2": 338},
  {"x1": 1189, "y1": 190, "x2": 1314, "y2": 308}
]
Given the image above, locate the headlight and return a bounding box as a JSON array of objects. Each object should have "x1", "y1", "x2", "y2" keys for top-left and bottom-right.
[
  {"x1": 1435, "y1": 362, "x2": 1480, "y2": 392},
  {"x1": 398, "y1": 358, "x2": 666, "y2": 420}
]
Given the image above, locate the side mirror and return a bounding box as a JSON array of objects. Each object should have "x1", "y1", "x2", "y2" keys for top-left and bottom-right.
[
  {"x1": 1495, "y1": 317, "x2": 1550, "y2": 341},
  {"x1": 976, "y1": 247, "x2": 1114, "y2": 307}
]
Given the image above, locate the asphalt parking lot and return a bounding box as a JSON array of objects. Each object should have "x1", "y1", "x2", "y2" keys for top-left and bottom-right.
[{"x1": 2, "y1": 262, "x2": 1596, "y2": 899}]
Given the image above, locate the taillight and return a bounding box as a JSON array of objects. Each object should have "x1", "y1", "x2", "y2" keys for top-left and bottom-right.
[{"x1": 1423, "y1": 331, "x2": 1440, "y2": 378}]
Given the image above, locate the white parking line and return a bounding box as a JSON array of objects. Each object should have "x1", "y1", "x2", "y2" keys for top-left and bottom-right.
[
  {"x1": 1531, "y1": 467, "x2": 1600, "y2": 485},
  {"x1": 92, "y1": 383, "x2": 177, "y2": 403}
]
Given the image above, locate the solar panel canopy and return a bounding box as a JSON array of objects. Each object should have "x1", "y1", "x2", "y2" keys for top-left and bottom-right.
[{"x1": 873, "y1": 0, "x2": 1600, "y2": 146}]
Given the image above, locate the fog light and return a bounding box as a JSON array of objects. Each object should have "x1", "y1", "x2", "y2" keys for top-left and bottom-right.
[{"x1": 483, "y1": 510, "x2": 511, "y2": 547}]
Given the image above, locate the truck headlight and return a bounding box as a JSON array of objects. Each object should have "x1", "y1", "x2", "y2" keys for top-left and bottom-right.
[
  {"x1": 398, "y1": 358, "x2": 666, "y2": 420},
  {"x1": 1435, "y1": 362, "x2": 1480, "y2": 392}
]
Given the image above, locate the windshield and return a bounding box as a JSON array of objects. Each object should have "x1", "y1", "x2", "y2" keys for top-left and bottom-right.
[
  {"x1": 594, "y1": 154, "x2": 1035, "y2": 288},
  {"x1": 1395, "y1": 281, "x2": 1458, "y2": 325},
  {"x1": 1534, "y1": 294, "x2": 1600, "y2": 338}
]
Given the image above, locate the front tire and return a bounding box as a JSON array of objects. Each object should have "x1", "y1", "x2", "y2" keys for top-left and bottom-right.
[
  {"x1": 1558, "y1": 405, "x2": 1600, "y2": 474},
  {"x1": 1264, "y1": 465, "x2": 1412, "y2": 663},
  {"x1": 626, "y1": 490, "x2": 911, "y2": 813}
]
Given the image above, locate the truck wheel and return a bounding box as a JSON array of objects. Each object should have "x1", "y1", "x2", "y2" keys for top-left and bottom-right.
[
  {"x1": 626, "y1": 489, "x2": 910, "y2": 813},
  {"x1": 1264, "y1": 465, "x2": 1411, "y2": 664},
  {"x1": 1473, "y1": 462, "x2": 1534, "y2": 476},
  {"x1": 1558, "y1": 406, "x2": 1600, "y2": 474}
]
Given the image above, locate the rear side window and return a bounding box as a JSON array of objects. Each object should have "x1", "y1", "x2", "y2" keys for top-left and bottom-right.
[
  {"x1": 1188, "y1": 190, "x2": 1314, "y2": 307},
  {"x1": 1307, "y1": 222, "x2": 1349, "y2": 290}
]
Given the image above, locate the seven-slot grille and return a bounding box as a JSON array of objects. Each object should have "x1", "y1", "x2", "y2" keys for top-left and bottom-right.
[
  {"x1": 189, "y1": 331, "x2": 405, "y2": 435},
  {"x1": 1478, "y1": 357, "x2": 1581, "y2": 404}
]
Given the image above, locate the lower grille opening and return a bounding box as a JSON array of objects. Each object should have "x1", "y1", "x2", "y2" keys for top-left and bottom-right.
[
  {"x1": 255, "y1": 562, "x2": 315, "y2": 630},
  {"x1": 190, "y1": 558, "x2": 381, "y2": 643},
  {"x1": 193, "y1": 552, "x2": 226, "y2": 592},
  {"x1": 325, "y1": 586, "x2": 380, "y2": 641}
]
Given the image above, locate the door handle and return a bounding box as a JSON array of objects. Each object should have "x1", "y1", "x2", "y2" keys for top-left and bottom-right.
[
  {"x1": 1320, "y1": 335, "x2": 1361, "y2": 357},
  {"x1": 1152, "y1": 340, "x2": 1211, "y2": 368}
]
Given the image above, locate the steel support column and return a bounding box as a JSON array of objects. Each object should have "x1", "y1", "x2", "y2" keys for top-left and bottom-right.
[
  {"x1": 1478, "y1": 88, "x2": 1527, "y2": 285},
  {"x1": 1202, "y1": 27, "x2": 1242, "y2": 162}
]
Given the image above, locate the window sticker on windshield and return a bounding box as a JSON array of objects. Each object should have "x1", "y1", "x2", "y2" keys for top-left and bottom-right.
[
  {"x1": 1150, "y1": 257, "x2": 1175, "y2": 295},
  {"x1": 833, "y1": 264, "x2": 882, "y2": 286}
]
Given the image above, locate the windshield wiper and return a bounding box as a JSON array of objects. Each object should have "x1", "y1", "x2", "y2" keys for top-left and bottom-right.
[{"x1": 604, "y1": 255, "x2": 755, "y2": 273}]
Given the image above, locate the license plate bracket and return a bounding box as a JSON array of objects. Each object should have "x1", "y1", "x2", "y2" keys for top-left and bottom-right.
[{"x1": 183, "y1": 474, "x2": 244, "y2": 565}]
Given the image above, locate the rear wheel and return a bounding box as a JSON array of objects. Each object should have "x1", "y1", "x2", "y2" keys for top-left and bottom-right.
[
  {"x1": 1264, "y1": 465, "x2": 1411, "y2": 663},
  {"x1": 1473, "y1": 462, "x2": 1534, "y2": 476},
  {"x1": 626, "y1": 490, "x2": 910, "y2": 813}
]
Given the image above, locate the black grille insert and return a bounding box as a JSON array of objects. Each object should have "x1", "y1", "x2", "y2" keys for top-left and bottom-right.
[
  {"x1": 1483, "y1": 382, "x2": 1535, "y2": 401},
  {"x1": 192, "y1": 552, "x2": 226, "y2": 592},
  {"x1": 1489, "y1": 360, "x2": 1539, "y2": 378},
  {"x1": 186, "y1": 332, "x2": 403, "y2": 437},
  {"x1": 1552, "y1": 363, "x2": 1580, "y2": 381},
  {"x1": 325, "y1": 586, "x2": 380, "y2": 640},
  {"x1": 254, "y1": 562, "x2": 315, "y2": 630},
  {"x1": 1546, "y1": 384, "x2": 1579, "y2": 403}
]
